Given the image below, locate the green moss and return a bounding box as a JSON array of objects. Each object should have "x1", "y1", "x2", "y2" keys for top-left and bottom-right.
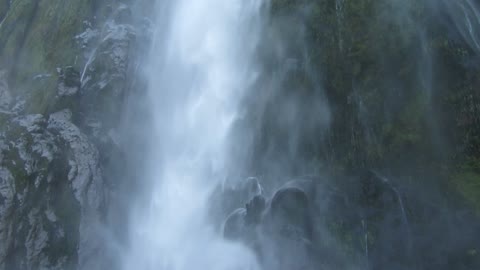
[
  {"x1": 451, "y1": 170, "x2": 480, "y2": 214},
  {"x1": 18, "y1": 0, "x2": 93, "y2": 113},
  {"x1": 0, "y1": 0, "x2": 94, "y2": 113},
  {"x1": 25, "y1": 76, "x2": 59, "y2": 114},
  {"x1": 468, "y1": 249, "x2": 478, "y2": 257},
  {"x1": 0, "y1": 0, "x2": 38, "y2": 68},
  {"x1": 381, "y1": 91, "x2": 429, "y2": 160},
  {"x1": 327, "y1": 221, "x2": 357, "y2": 255}
]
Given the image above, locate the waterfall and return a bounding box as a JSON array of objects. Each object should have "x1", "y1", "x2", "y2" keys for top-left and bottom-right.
[{"x1": 121, "y1": 0, "x2": 264, "y2": 269}]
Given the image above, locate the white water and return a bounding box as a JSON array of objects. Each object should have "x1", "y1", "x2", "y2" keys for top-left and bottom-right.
[{"x1": 122, "y1": 1, "x2": 263, "y2": 269}]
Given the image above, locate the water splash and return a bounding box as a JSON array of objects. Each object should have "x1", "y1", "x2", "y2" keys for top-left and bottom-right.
[{"x1": 122, "y1": 1, "x2": 264, "y2": 269}]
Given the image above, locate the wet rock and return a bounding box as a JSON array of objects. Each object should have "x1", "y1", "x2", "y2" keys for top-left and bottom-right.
[
  {"x1": 351, "y1": 170, "x2": 402, "y2": 218},
  {"x1": 25, "y1": 209, "x2": 49, "y2": 269},
  {"x1": 0, "y1": 70, "x2": 11, "y2": 111},
  {"x1": 79, "y1": 18, "x2": 137, "y2": 136},
  {"x1": 347, "y1": 170, "x2": 412, "y2": 270},
  {"x1": 242, "y1": 177, "x2": 264, "y2": 202},
  {"x1": 58, "y1": 67, "x2": 81, "y2": 96},
  {"x1": 0, "y1": 168, "x2": 15, "y2": 268},
  {"x1": 223, "y1": 208, "x2": 248, "y2": 241},
  {"x1": 281, "y1": 177, "x2": 320, "y2": 204},
  {"x1": 75, "y1": 23, "x2": 100, "y2": 51},
  {"x1": 222, "y1": 178, "x2": 317, "y2": 270},
  {"x1": 222, "y1": 178, "x2": 315, "y2": 242},
  {"x1": 0, "y1": 113, "x2": 77, "y2": 269},
  {"x1": 261, "y1": 185, "x2": 315, "y2": 270},
  {"x1": 267, "y1": 186, "x2": 313, "y2": 240},
  {"x1": 0, "y1": 108, "x2": 107, "y2": 269},
  {"x1": 48, "y1": 110, "x2": 106, "y2": 270},
  {"x1": 211, "y1": 176, "x2": 265, "y2": 225},
  {"x1": 48, "y1": 110, "x2": 104, "y2": 208},
  {"x1": 223, "y1": 196, "x2": 267, "y2": 263},
  {"x1": 245, "y1": 195, "x2": 267, "y2": 225},
  {"x1": 48, "y1": 67, "x2": 82, "y2": 115},
  {"x1": 224, "y1": 195, "x2": 266, "y2": 239},
  {"x1": 0, "y1": 1, "x2": 143, "y2": 269},
  {"x1": 259, "y1": 232, "x2": 314, "y2": 270}
]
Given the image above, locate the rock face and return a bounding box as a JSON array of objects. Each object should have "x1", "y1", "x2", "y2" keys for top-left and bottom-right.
[
  {"x1": 1, "y1": 0, "x2": 480, "y2": 269},
  {"x1": 0, "y1": 105, "x2": 111, "y2": 269},
  {"x1": 0, "y1": 1, "x2": 149, "y2": 269},
  {"x1": 0, "y1": 112, "x2": 82, "y2": 269},
  {"x1": 222, "y1": 178, "x2": 316, "y2": 270},
  {"x1": 221, "y1": 174, "x2": 480, "y2": 270}
]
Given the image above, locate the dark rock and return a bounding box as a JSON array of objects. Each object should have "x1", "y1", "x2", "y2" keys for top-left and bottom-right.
[
  {"x1": 59, "y1": 66, "x2": 81, "y2": 90},
  {"x1": 245, "y1": 195, "x2": 266, "y2": 225},
  {"x1": 49, "y1": 67, "x2": 81, "y2": 114},
  {"x1": 223, "y1": 208, "x2": 247, "y2": 241},
  {"x1": 267, "y1": 186, "x2": 313, "y2": 240},
  {"x1": 221, "y1": 178, "x2": 318, "y2": 269},
  {"x1": 223, "y1": 194, "x2": 266, "y2": 240},
  {"x1": 241, "y1": 177, "x2": 264, "y2": 202},
  {"x1": 261, "y1": 185, "x2": 316, "y2": 270}
]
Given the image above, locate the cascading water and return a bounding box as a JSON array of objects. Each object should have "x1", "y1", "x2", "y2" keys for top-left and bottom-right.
[{"x1": 122, "y1": 0, "x2": 264, "y2": 269}]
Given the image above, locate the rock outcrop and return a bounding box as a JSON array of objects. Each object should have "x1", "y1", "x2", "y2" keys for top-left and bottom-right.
[{"x1": 0, "y1": 1, "x2": 150, "y2": 269}]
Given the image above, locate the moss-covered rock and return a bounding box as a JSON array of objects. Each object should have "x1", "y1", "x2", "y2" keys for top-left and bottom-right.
[
  {"x1": 0, "y1": 2, "x2": 144, "y2": 269},
  {"x1": 0, "y1": 0, "x2": 95, "y2": 114},
  {"x1": 452, "y1": 166, "x2": 480, "y2": 214},
  {"x1": 0, "y1": 113, "x2": 80, "y2": 269},
  {"x1": 242, "y1": 2, "x2": 480, "y2": 268}
]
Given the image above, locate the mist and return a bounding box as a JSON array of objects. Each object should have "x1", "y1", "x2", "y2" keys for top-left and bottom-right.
[{"x1": 0, "y1": 0, "x2": 480, "y2": 270}]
